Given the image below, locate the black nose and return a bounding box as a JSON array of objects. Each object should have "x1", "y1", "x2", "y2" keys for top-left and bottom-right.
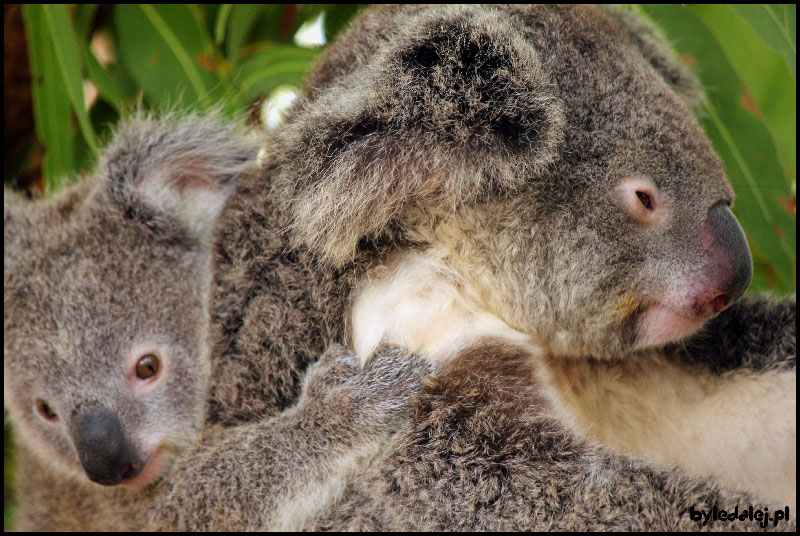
[
  {"x1": 705, "y1": 202, "x2": 753, "y2": 308},
  {"x1": 70, "y1": 406, "x2": 143, "y2": 486}
]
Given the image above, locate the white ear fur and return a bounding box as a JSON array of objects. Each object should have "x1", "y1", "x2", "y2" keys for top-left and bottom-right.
[
  {"x1": 104, "y1": 112, "x2": 263, "y2": 239},
  {"x1": 133, "y1": 161, "x2": 243, "y2": 240}
]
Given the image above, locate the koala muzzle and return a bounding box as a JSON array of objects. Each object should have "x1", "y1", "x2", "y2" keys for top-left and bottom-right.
[
  {"x1": 70, "y1": 406, "x2": 144, "y2": 486},
  {"x1": 698, "y1": 202, "x2": 753, "y2": 316}
]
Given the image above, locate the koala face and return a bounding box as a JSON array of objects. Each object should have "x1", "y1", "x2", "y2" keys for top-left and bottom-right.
[
  {"x1": 4, "y1": 190, "x2": 210, "y2": 485},
  {"x1": 447, "y1": 8, "x2": 753, "y2": 359},
  {"x1": 279, "y1": 4, "x2": 752, "y2": 360},
  {"x1": 4, "y1": 113, "x2": 260, "y2": 486}
]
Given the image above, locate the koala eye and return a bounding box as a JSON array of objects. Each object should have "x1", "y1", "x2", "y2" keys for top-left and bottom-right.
[
  {"x1": 35, "y1": 399, "x2": 59, "y2": 422},
  {"x1": 636, "y1": 190, "x2": 654, "y2": 211},
  {"x1": 618, "y1": 177, "x2": 665, "y2": 226},
  {"x1": 135, "y1": 353, "x2": 160, "y2": 380}
]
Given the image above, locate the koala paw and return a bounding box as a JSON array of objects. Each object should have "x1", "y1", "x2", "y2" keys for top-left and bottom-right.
[
  {"x1": 301, "y1": 344, "x2": 363, "y2": 400},
  {"x1": 301, "y1": 344, "x2": 433, "y2": 434},
  {"x1": 345, "y1": 345, "x2": 434, "y2": 431}
]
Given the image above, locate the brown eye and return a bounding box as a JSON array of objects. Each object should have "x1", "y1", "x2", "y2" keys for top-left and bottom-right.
[
  {"x1": 35, "y1": 399, "x2": 59, "y2": 422},
  {"x1": 636, "y1": 190, "x2": 654, "y2": 211},
  {"x1": 135, "y1": 353, "x2": 160, "y2": 380}
]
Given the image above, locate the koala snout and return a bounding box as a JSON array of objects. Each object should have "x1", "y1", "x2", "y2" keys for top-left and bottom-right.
[
  {"x1": 70, "y1": 406, "x2": 144, "y2": 486},
  {"x1": 695, "y1": 202, "x2": 753, "y2": 317}
]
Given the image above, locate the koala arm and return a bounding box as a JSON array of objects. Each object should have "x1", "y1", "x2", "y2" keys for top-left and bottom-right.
[
  {"x1": 139, "y1": 344, "x2": 431, "y2": 531},
  {"x1": 674, "y1": 293, "x2": 796, "y2": 374},
  {"x1": 312, "y1": 340, "x2": 792, "y2": 531}
]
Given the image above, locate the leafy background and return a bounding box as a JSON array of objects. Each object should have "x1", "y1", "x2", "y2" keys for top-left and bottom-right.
[{"x1": 3, "y1": 4, "x2": 795, "y2": 528}]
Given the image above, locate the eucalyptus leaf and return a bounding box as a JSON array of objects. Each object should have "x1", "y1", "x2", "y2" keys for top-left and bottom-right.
[
  {"x1": 688, "y1": 4, "x2": 795, "y2": 187},
  {"x1": 41, "y1": 4, "x2": 98, "y2": 156},
  {"x1": 235, "y1": 45, "x2": 320, "y2": 102},
  {"x1": 732, "y1": 4, "x2": 796, "y2": 79},
  {"x1": 226, "y1": 5, "x2": 275, "y2": 59},
  {"x1": 85, "y1": 50, "x2": 125, "y2": 113},
  {"x1": 22, "y1": 4, "x2": 76, "y2": 191},
  {"x1": 115, "y1": 4, "x2": 225, "y2": 109}
]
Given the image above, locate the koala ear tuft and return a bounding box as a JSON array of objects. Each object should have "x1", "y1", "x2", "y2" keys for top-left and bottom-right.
[
  {"x1": 102, "y1": 111, "x2": 263, "y2": 240},
  {"x1": 280, "y1": 5, "x2": 565, "y2": 266}
]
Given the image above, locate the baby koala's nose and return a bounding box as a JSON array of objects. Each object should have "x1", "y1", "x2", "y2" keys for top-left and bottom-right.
[{"x1": 70, "y1": 406, "x2": 143, "y2": 486}]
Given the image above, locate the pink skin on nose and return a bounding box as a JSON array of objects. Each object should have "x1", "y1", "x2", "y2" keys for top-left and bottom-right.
[
  {"x1": 635, "y1": 213, "x2": 740, "y2": 349},
  {"x1": 120, "y1": 445, "x2": 165, "y2": 487}
]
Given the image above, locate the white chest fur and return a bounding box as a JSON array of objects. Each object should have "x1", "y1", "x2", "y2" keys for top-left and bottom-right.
[
  {"x1": 350, "y1": 249, "x2": 535, "y2": 366},
  {"x1": 348, "y1": 248, "x2": 796, "y2": 512}
]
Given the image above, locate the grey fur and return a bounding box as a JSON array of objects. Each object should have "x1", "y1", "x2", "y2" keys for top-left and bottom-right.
[
  {"x1": 4, "y1": 110, "x2": 263, "y2": 485},
  {"x1": 5, "y1": 4, "x2": 795, "y2": 531},
  {"x1": 4, "y1": 111, "x2": 432, "y2": 530},
  {"x1": 674, "y1": 293, "x2": 796, "y2": 373}
]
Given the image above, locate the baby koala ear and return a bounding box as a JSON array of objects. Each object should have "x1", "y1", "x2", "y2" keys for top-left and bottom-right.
[
  {"x1": 281, "y1": 5, "x2": 565, "y2": 266},
  {"x1": 102, "y1": 112, "x2": 262, "y2": 241}
]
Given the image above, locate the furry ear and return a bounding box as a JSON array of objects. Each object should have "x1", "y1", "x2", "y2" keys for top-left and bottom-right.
[
  {"x1": 599, "y1": 6, "x2": 704, "y2": 109},
  {"x1": 281, "y1": 5, "x2": 565, "y2": 266},
  {"x1": 102, "y1": 112, "x2": 262, "y2": 241}
]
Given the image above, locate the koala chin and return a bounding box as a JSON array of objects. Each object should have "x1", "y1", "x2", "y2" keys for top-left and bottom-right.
[{"x1": 351, "y1": 243, "x2": 793, "y2": 511}]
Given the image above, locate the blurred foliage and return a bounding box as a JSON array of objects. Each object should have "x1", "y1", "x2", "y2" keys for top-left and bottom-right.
[
  {"x1": 13, "y1": 4, "x2": 366, "y2": 194},
  {"x1": 7, "y1": 4, "x2": 796, "y2": 293},
  {"x1": 3, "y1": 3, "x2": 796, "y2": 529},
  {"x1": 636, "y1": 4, "x2": 795, "y2": 295}
]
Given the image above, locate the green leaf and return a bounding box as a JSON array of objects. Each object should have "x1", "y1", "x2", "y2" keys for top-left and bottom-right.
[
  {"x1": 731, "y1": 4, "x2": 795, "y2": 79},
  {"x1": 641, "y1": 4, "x2": 795, "y2": 293},
  {"x1": 248, "y1": 5, "x2": 305, "y2": 44},
  {"x1": 115, "y1": 4, "x2": 225, "y2": 109},
  {"x1": 22, "y1": 5, "x2": 76, "y2": 192},
  {"x1": 226, "y1": 5, "x2": 275, "y2": 59},
  {"x1": 214, "y1": 4, "x2": 233, "y2": 45},
  {"x1": 73, "y1": 4, "x2": 99, "y2": 41},
  {"x1": 84, "y1": 49, "x2": 125, "y2": 113},
  {"x1": 235, "y1": 44, "x2": 320, "y2": 103},
  {"x1": 41, "y1": 5, "x2": 99, "y2": 156},
  {"x1": 686, "y1": 5, "x2": 795, "y2": 190}
]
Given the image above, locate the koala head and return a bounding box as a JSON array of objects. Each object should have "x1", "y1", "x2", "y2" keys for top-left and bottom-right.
[
  {"x1": 277, "y1": 4, "x2": 752, "y2": 359},
  {"x1": 4, "y1": 113, "x2": 260, "y2": 486}
]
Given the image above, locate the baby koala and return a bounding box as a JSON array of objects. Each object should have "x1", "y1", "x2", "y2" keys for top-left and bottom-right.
[
  {"x1": 3, "y1": 113, "x2": 430, "y2": 531},
  {"x1": 4, "y1": 112, "x2": 255, "y2": 487}
]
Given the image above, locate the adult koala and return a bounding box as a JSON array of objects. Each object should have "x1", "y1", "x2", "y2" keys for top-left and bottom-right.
[
  {"x1": 204, "y1": 3, "x2": 794, "y2": 529},
  {"x1": 6, "y1": 4, "x2": 795, "y2": 531}
]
